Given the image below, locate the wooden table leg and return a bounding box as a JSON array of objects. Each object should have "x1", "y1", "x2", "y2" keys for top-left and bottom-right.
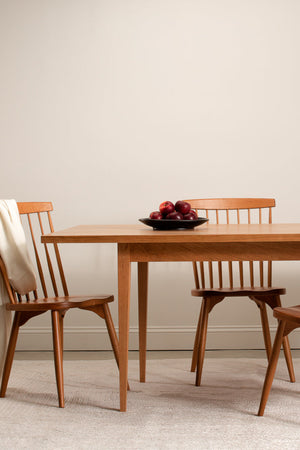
[
  {"x1": 138, "y1": 262, "x2": 148, "y2": 382},
  {"x1": 118, "y1": 244, "x2": 131, "y2": 412}
]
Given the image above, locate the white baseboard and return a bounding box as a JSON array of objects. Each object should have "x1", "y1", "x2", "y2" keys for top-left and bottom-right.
[{"x1": 17, "y1": 325, "x2": 300, "y2": 351}]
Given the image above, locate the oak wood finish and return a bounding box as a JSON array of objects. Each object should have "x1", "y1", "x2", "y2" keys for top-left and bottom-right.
[
  {"x1": 0, "y1": 202, "x2": 122, "y2": 408},
  {"x1": 41, "y1": 220, "x2": 300, "y2": 411},
  {"x1": 258, "y1": 305, "x2": 300, "y2": 416},
  {"x1": 184, "y1": 199, "x2": 294, "y2": 386}
]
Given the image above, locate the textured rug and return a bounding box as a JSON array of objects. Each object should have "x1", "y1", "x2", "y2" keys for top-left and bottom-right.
[{"x1": 0, "y1": 357, "x2": 300, "y2": 450}]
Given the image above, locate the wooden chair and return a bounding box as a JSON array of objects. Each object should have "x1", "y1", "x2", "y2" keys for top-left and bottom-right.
[
  {"x1": 258, "y1": 305, "x2": 300, "y2": 416},
  {"x1": 184, "y1": 198, "x2": 295, "y2": 386},
  {"x1": 0, "y1": 202, "x2": 122, "y2": 408}
]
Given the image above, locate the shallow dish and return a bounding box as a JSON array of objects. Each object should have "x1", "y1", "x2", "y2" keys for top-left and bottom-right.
[{"x1": 139, "y1": 217, "x2": 209, "y2": 230}]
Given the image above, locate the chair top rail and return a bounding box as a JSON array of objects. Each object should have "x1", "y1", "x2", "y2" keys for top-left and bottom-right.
[
  {"x1": 185, "y1": 198, "x2": 275, "y2": 210},
  {"x1": 17, "y1": 202, "x2": 53, "y2": 215}
]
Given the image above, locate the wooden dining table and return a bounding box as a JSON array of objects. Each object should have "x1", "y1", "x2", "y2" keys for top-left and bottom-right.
[{"x1": 42, "y1": 222, "x2": 300, "y2": 411}]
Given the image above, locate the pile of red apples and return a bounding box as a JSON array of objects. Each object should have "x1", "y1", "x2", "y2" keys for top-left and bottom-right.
[{"x1": 149, "y1": 201, "x2": 198, "y2": 220}]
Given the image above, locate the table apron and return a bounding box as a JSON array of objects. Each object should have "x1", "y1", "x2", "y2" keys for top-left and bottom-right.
[{"x1": 127, "y1": 242, "x2": 300, "y2": 262}]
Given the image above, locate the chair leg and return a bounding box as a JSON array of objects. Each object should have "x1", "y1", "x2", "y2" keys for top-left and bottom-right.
[
  {"x1": 102, "y1": 303, "x2": 130, "y2": 391},
  {"x1": 258, "y1": 302, "x2": 272, "y2": 361},
  {"x1": 191, "y1": 302, "x2": 203, "y2": 372},
  {"x1": 59, "y1": 311, "x2": 65, "y2": 353},
  {"x1": 102, "y1": 303, "x2": 120, "y2": 365},
  {"x1": 51, "y1": 310, "x2": 64, "y2": 408},
  {"x1": 0, "y1": 311, "x2": 22, "y2": 397},
  {"x1": 282, "y1": 335, "x2": 295, "y2": 382},
  {"x1": 273, "y1": 295, "x2": 295, "y2": 382},
  {"x1": 195, "y1": 299, "x2": 210, "y2": 386},
  {"x1": 258, "y1": 320, "x2": 286, "y2": 416}
]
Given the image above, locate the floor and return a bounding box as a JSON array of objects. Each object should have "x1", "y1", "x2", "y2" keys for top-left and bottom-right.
[{"x1": 14, "y1": 349, "x2": 300, "y2": 360}]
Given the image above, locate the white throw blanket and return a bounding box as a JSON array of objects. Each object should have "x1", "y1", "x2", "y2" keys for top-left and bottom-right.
[{"x1": 0, "y1": 200, "x2": 37, "y2": 377}]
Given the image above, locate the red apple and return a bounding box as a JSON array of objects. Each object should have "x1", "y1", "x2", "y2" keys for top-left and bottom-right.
[
  {"x1": 166, "y1": 211, "x2": 183, "y2": 220},
  {"x1": 159, "y1": 201, "x2": 175, "y2": 216},
  {"x1": 187, "y1": 209, "x2": 198, "y2": 219},
  {"x1": 175, "y1": 200, "x2": 191, "y2": 215},
  {"x1": 183, "y1": 212, "x2": 197, "y2": 220},
  {"x1": 150, "y1": 211, "x2": 163, "y2": 219}
]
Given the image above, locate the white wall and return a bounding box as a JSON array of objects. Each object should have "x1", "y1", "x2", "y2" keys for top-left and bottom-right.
[{"x1": 1, "y1": 0, "x2": 300, "y2": 350}]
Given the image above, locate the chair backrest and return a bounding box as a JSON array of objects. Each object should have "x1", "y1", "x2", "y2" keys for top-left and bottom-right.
[
  {"x1": 184, "y1": 198, "x2": 276, "y2": 289},
  {"x1": 0, "y1": 202, "x2": 68, "y2": 304}
]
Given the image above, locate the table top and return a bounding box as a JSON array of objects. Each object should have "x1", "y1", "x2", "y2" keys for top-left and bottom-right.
[{"x1": 41, "y1": 223, "x2": 300, "y2": 244}]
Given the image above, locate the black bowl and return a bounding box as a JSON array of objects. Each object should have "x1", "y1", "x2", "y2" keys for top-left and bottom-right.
[{"x1": 139, "y1": 217, "x2": 209, "y2": 230}]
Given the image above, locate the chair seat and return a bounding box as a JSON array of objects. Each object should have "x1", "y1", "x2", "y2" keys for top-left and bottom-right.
[
  {"x1": 273, "y1": 305, "x2": 300, "y2": 323},
  {"x1": 7, "y1": 295, "x2": 114, "y2": 311},
  {"x1": 191, "y1": 287, "x2": 286, "y2": 298}
]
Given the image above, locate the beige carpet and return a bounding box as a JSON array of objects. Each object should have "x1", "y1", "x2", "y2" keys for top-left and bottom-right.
[{"x1": 1, "y1": 357, "x2": 300, "y2": 449}]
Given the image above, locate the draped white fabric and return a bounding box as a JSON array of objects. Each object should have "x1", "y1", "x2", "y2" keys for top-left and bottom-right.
[{"x1": 0, "y1": 200, "x2": 37, "y2": 376}]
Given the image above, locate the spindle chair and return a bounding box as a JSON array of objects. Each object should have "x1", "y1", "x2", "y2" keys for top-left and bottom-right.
[
  {"x1": 184, "y1": 198, "x2": 295, "y2": 386},
  {"x1": 258, "y1": 304, "x2": 300, "y2": 416},
  {"x1": 0, "y1": 202, "x2": 122, "y2": 408}
]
